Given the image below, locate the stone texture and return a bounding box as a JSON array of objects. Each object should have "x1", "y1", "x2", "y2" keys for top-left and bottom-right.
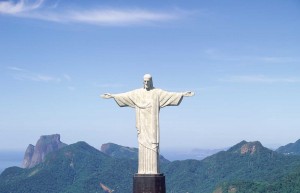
[
  {"x1": 22, "y1": 144, "x2": 35, "y2": 168},
  {"x1": 22, "y1": 134, "x2": 67, "y2": 168},
  {"x1": 102, "y1": 74, "x2": 194, "y2": 174}
]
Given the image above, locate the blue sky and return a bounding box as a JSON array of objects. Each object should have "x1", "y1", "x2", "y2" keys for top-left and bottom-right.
[{"x1": 0, "y1": 0, "x2": 300, "y2": 151}]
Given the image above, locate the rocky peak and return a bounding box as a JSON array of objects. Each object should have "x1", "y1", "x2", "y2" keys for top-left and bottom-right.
[
  {"x1": 240, "y1": 142, "x2": 260, "y2": 155},
  {"x1": 22, "y1": 134, "x2": 67, "y2": 168},
  {"x1": 228, "y1": 140, "x2": 264, "y2": 155}
]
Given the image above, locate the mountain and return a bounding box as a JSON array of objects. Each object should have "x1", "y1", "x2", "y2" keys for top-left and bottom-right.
[
  {"x1": 22, "y1": 134, "x2": 67, "y2": 168},
  {"x1": 2, "y1": 139, "x2": 300, "y2": 193},
  {"x1": 212, "y1": 141, "x2": 300, "y2": 193},
  {"x1": 276, "y1": 139, "x2": 300, "y2": 155},
  {"x1": 0, "y1": 141, "x2": 137, "y2": 193},
  {"x1": 163, "y1": 140, "x2": 300, "y2": 193},
  {"x1": 101, "y1": 142, "x2": 170, "y2": 164}
]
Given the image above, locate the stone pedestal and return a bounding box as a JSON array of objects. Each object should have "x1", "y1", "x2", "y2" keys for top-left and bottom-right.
[{"x1": 133, "y1": 173, "x2": 166, "y2": 193}]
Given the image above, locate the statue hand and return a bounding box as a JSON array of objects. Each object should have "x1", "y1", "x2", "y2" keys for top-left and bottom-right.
[
  {"x1": 101, "y1": 93, "x2": 113, "y2": 99},
  {"x1": 183, "y1": 91, "x2": 195, "y2": 97}
]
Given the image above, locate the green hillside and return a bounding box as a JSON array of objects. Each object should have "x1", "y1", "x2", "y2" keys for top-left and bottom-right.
[
  {"x1": 0, "y1": 142, "x2": 137, "y2": 193},
  {"x1": 215, "y1": 167, "x2": 300, "y2": 193},
  {"x1": 276, "y1": 139, "x2": 300, "y2": 155},
  {"x1": 101, "y1": 142, "x2": 170, "y2": 164},
  {"x1": 163, "y1": 141, "x2": 300, "y2": 192},
  {"x1": 1, "y1": 140, "x2": 300, "y2": 193}
]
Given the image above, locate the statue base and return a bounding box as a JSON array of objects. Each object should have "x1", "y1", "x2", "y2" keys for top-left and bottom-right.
[{"x1": 133, "y1": 173, "x2": 166, "y2": 193}]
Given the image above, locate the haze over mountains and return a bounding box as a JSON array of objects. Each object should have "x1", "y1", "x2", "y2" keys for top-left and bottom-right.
[
  {"x1": 1, "y1": 134, "x2": 300, "y2": 192},
  {"x1": 0, "y1": 134, "x2": 223, "y2": 174},
  {"x1": 0, "y1": 151, "x2": 23, "y2": 174}
]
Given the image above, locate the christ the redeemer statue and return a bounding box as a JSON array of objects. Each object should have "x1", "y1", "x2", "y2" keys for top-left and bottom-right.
[{"x1": 101, "y1": 74, "x2": 194, "y2": 174}]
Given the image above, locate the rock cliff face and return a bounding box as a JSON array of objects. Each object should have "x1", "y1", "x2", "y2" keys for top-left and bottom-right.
[
  {"x1": 22, "y1": 134, "x2": 67, "y2": 168},
  {"x1": 22, "y1": 144, "x2": 35, "y2": 168},
  {"x1": 227, "y1": 140, "x2": 265, "y2": 155}
]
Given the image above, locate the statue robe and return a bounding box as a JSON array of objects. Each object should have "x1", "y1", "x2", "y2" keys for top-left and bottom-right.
[{"x1": 113, "y1": 88, "x2": 184, "y2": 174}]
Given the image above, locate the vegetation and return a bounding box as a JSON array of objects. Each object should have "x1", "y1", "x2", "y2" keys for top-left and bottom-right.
[
  {"x1": 215, "y1": 168, "x2": 300, "y2": 193},
  {"x1": 163, "y1": 141, "x2": 300, "y2": 192},
  {"x1": 101, "y1": 142, "x2": 170, "y2": 164},
  {"x1": 1, "y1": 140, "x2": 300, "y2": 193},
  {"x1": 0, "y1": 142, "x2": 136, "y2": 193},
  {"x1": 276, "y1": 139, "x2": 300, "y2": 155}
]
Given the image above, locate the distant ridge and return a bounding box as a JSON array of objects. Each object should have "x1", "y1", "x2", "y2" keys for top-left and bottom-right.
[
  {"x1": 276, "y1": 139, "x2": 300, "y2": 155},
  {"x1": 100, "y1": 143, "x2": 138, "y2": 159},
  {"x1": 100, "y1": 142, "x2": 170, "y2": 163},
  {"x1": 2, "y1": 137, "x2": 300, "y2": 193}
]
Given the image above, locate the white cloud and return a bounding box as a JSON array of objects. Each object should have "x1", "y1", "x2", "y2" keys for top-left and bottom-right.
[
  {"x1": 30, "y1": 74, "x2": 61, "y2": 82},
  {"x1": 13, "y1": 73, "x2": 61, "y2": 83},
  {"x1": 66, "y1": 9, "x2": 177, "y2": 25},
  {"x1": 221, "y1": 75, "x2": 300, "y2": 84},
  {"x1": 32, "y1": 9, "x2": 178, "y2": 25},
  {"x1": 0, "y1": 0, "x2": 43, "y2": 14},
  {"x1": 7, "y1": 66, "x2": 61, "y2": 83},
  {"x1": 7, "y1": 67, "x2": 78, "y2": 91},
  {"x1": 7, "y1": 66, "x2": 26, "y2": 71},
  {"x1": 0, "y1": 0, "x2": 180, "y2": 25}
]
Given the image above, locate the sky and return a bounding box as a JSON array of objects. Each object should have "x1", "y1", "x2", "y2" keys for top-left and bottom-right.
[{"x1": 0, "y1": 0, "x2": 300, "y2": 152}]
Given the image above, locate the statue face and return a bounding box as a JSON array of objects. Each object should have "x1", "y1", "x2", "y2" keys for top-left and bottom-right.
[{"x1": 144, "y1": 78, "x2": 152, "y2": 90}]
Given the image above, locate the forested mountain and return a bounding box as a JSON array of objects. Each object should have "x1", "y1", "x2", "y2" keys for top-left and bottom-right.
[
  {"x1": 163, "y1": 140, "x2": 300, "y2": 192},
  {"x1": 1, "y1": 140, "x2": 300, "y2": 193},
  {"x1": 276, "y1": 139, "x2": 300, "y2": 155},
  {"x1": 0, "y1": 142, "x2": 137, "y2": 193},
  {"x1": 100, "y1": 142, "x2": 170, "y2": 163},
  {"x1": 214, "y1": 167, "x2": 300, "y2": 193}
]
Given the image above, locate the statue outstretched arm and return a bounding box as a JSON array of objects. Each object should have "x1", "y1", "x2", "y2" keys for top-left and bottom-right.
[
  {"x1": 183, "y1": 91, "x2": 195, "y2": 97},
  {"x1": 101, "y1": 91, "x2": 136, "y2": 108},
  {"x1": 101, "y1": 93, "x2": 114, "y2": 99},
  {"x1": 159, "y1": 90, "x2": 194, "y2": 108}
]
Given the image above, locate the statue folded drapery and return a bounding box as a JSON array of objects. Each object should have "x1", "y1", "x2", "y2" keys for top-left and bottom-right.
[{"x1": 101, "y1": 74, "x2": 194, "y2": 174}]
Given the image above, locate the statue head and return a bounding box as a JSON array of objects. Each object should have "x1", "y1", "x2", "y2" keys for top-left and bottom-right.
[{"x1": 143, "y1": 74, "x2": 154, "y2": 90}]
